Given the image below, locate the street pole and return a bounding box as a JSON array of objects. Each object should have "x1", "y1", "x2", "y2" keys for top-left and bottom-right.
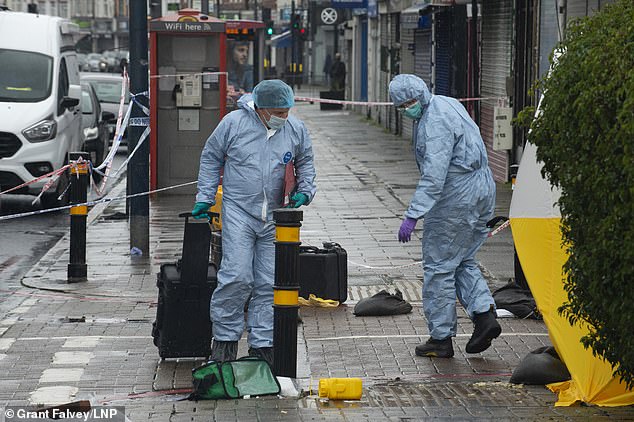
[
  {"x1": 128, "y1": 0, "x2": 150, "y2": 255},
  {"x1": 291, "y1": 0, "x2": 296, "y2": 89}
]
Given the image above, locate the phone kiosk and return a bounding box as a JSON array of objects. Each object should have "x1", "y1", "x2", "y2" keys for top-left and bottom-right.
[{"x1": 149, "y1": 9, "x2": 227, "y2": 193}]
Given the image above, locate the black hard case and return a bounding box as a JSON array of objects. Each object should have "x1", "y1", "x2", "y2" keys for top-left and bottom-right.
[
  {"x1": 152, "y1": 212, "x2": 218, "y2": 359},
  {"x1": 299, "y1": 242, "x2": 348, "y2": 303}
]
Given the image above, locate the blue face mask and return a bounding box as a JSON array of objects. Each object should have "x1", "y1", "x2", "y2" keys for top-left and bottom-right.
[
  {"x1": 266, "y1": 114, "x2": 287, "y2": 129},
  {"x1": 261, "y1": 109, "x2": 287, "y2": 129},
  {"x1": 402, "y1": 101, "x2": 423, "y2": 120}
]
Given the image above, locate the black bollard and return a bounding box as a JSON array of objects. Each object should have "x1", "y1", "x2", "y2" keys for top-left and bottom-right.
[
  {"x1": 272, "y1": 209, "x2": 302, "y2": 377},
  {"x1": 67, "y1": 152, "x2": 89, "y2": 283}
]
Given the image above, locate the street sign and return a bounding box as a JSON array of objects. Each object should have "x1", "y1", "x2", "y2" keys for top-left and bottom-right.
[
  {"x1": 321, "y1": 8, "x2": 338, "y2": 25},
  {"x1": 331, "y1": 0, "x2": 367, "y2": 9},
  {"x1": 493, "y1": 106, "x2": 513, "y2": 150}
]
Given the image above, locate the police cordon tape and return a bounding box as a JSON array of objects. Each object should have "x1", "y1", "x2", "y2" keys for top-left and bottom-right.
[
  {"x1": 0, "y1": 164, "x2": 71, "y2": 196},
  {"x1": 149, "y1": 71, "x2": 228, "y2": 79},
  {"x1": 293, "y1": 95, "x2": 505, "y2": 107},
  {"x1": 0, "y1": 181, "x2": 197, "y2": 222},
  {"x1": 0, "y1": 74, "x2": 148, "y2": 205}
]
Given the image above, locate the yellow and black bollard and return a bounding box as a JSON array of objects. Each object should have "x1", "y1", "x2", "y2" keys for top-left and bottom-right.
[
  {"x1": 272, "y1": 208, "x2": 302, "y2": 377},
  {"x1": 67, "y1": 152, "x2": 89, "y2": 283}
]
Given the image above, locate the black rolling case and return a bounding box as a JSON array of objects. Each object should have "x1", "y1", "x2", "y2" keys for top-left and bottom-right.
[
  {"x1": 152, "y1": 212, "x2": 218, "y2": 358},
  {"x1": 299, "y1": 242, "x2": 348, "y2": 303}
]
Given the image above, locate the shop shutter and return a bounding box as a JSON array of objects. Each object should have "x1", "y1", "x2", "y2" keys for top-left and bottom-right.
[
  {"x1": 414, "y1": 29, "x2": 432, "y2": 86},
  {"x1": 480, "y1": 0, "x2": 512, "y2": 182},
  {"x1": 389, "y1": 13, "x2": 400, "y2": 134},
  {"x1": 400, "y1": 28, "x2": 416, "y2": 140},
  {"x1": 400, "y1": 28, "x2": 415, "y2": 74},
  {"x1": 568, "y1": 0, "x2": 610, "y2": 22},
  {"x1": 434, "y1": 10, "x2": 452, "y2": 96},
  {"x1": 379, "y1": 14, "x2": 390, "y2": 129}
]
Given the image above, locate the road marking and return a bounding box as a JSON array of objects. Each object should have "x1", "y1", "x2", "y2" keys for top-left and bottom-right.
[
  {"x1": 40, "y1": 368, "x2": 84, "y2": 383},
  {"x1": 0, "y1": 338, "x2": 15, "y2": 350},
  {"x1": 63, "y1": 337, "x2": 101, "y2": 348},
  {"x1": 53, "y1": 351, "x2": 94, "y2": 365},
  {"x1": 308, "y1": 333, "x2": 549, "y2": 341},
  {"x1": 3, "y1": 335, "x2": 151, "y2": 342},
  {"x1": 30, "y1": 386, "x2": 78, "y2": 406},
  {"x1": 10, "y1": 305, "x2": 32, "y2": 314}
]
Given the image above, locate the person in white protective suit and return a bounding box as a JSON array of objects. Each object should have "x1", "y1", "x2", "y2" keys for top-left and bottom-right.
[
  {"x1": 191, "y1": 79, "x2": 317, "y2": 366},
  {"x1": 389, "y1": 74, "x2": 501, "y2": 358}
]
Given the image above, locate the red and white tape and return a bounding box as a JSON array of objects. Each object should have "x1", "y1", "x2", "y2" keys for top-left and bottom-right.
[{"x1": 294, "y1": 95, "x2": 503, "y2": 107}]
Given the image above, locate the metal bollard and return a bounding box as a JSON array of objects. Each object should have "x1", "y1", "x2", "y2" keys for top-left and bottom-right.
[
  {"x1": 67, "y1": 152, "x2": 89, "y2": 283},
  {"x1": 272, "y1": 208, "x2": 303, "y2": 377}
]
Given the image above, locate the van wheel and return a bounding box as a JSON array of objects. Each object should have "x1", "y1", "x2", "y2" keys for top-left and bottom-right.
[{"x1": 41, "y1": 171, "x2": 70, "y2": 209}]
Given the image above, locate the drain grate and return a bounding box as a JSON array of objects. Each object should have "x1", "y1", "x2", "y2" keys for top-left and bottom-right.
[{"x1": 366, "y1": 381, "x2": 542, "y2": 408}]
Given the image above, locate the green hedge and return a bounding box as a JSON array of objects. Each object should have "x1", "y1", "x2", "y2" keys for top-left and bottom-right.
[{"x1": 527, "y1": 0, "x2": 633, "y2": 388}]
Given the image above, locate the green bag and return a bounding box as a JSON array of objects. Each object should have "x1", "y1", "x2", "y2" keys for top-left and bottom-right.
[{"x1": 189, "y1": 356, "x2": 281, "y2": 400}]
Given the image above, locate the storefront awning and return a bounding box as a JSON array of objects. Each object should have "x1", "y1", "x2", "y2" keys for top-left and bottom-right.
[
  {"x1": 271, "y1": 30, "x2": 292, "y2": 48},
  {"x1": 401, "y1": 3, "x2": 432, "y2": 29}
]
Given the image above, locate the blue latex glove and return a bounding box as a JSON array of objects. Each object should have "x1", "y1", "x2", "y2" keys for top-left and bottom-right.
[
  {"x1": 398, "y1": 217, "x2": 417, "y2": 242},
  {"x1": 192, "y1": 202, "x2": 212, "y2": 220},
  {"x1": 288, "y1": 192, "x2": 308, "y2": 208}
]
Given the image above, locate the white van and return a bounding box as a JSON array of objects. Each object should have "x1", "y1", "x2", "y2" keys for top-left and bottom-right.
[{"x1": 0, "y1": 10, "x2": 82, "y2": 207}]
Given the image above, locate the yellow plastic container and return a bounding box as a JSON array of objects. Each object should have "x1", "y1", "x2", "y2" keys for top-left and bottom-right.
[
  {"x1": 209, "y1": 185, "x2": 222, "y2": 231},
  {"x1": 318, "y1": 378, "x2": 363, "y2": 400}
]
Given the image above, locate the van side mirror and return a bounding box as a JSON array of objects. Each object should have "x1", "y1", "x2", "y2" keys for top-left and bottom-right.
[
  {"x1": 102, "y1": 111, "x2": 116, "y2": 122},
  {"x1": 61, "y1": 97, "x2": 80, "y2": 109},
  {"x1": 62, "y1": 84, "x2": 81, "y2": 110}
]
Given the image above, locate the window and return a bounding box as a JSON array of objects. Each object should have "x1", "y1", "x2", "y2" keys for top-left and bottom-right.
[
  {"x1": 57, "y1": 58, "x2": 70, "y2": 115},
  {"x1": 0, "y1": 49, "x2": 53, "y2": 102}
]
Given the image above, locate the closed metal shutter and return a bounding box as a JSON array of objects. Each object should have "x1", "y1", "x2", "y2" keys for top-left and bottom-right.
[
  {"x1": 400, "y1": 28, "x2": 415, "y2": 74},
  {"x1": 434, "y1": 10, "x2": 452, "y2": 96},
  {"x1": 538, "y1": 0, "x2": 558, "y2": 78},
  {"x1": 480, "y1": 0, "x2": 512, "y2": 182},
  {"x1": 568, "y1": 0, "x2": 610, "y2": 22},
  {"x1": 567, "y1": 0, "x2": 588, "y2": 20},
  {"x1": 414, "y1": 29, "x2": 432, "y2": 86},
  {"x1": 379, "y1": 14, "x2": 390, "y2": 128},
  {"x1": 401, "y1": 28, "x2": 416, "y2": 140},
  {"x1": 390, "y1": 13, "x2": 400, "y2": 134}
]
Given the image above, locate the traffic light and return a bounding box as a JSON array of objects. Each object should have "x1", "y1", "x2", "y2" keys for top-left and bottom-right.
[
  {"x1": 299, "y1": 27, "x2": 307, "y2": 41},
  {"x1": 291, "y1": 13, "x2": 301, "y2": 33},
  {"x1": 263, "y1": 9, "x2": 273, "y2": 36},
  {"x1": 291, "y1": 13, "x2": 308, "y2": 40}
]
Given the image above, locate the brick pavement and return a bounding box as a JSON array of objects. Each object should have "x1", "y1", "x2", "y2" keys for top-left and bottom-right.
[{"x1": 0, "y1": 93, "x2": 632, "y2": 420}]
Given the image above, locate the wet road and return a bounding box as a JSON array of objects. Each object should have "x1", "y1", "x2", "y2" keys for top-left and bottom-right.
[{"x1": 0, "y1": 151, "x2": 126, "y2": 313}]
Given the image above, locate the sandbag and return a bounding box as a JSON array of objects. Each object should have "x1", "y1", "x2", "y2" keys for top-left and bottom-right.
[
  {"x1": 353, "y1": 289, "x2": 412, "y2": 316},
  {"x1": 510, "y1": 346, "x2": 571, "y2": 385}
]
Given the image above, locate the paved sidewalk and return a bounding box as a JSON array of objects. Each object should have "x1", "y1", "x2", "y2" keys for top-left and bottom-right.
[{"x1": 1, "y1": 93, "x2": 633, "y2": 420}]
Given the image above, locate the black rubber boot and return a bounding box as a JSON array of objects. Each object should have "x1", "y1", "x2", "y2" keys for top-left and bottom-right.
[
  {"x1": 415, "y1": 337, "x2": 454, "y2": 358},
  {"x1": 210, "y1": 340, "x2": 238, "y2": 362},
  {"x1": 248, "y1": 347, "x2": 274, "y2": 368},
  {"x1": 466, "y1": 307, "x2": 502, "y2": 353}
]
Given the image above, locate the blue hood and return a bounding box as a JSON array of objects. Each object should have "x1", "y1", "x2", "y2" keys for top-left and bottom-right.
[{"x1": 389, "y1": 74, "x2": 432, "y2": 107}]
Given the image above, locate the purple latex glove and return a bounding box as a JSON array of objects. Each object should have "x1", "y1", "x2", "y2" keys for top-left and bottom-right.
[{"x1": 398, "y1": 217, "x2": 418, "y2": 243}]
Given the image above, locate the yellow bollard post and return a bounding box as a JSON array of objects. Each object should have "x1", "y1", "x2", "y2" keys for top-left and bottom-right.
[{"x1": 272, "y1": 208, "x2": 302, "y2": 377}]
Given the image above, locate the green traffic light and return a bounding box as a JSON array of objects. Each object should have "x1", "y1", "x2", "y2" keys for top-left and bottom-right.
[{"x1": 267, "y1": 27, "x2": 274, "y2": 35}]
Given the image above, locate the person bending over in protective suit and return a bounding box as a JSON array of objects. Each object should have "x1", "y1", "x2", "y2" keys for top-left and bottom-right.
[
  {"x1": 389, "y1": 74, "x2": 501, "y2": 358},
  {"x1": 192, "y1": 79, "x2": 317, "y2": 366}
]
